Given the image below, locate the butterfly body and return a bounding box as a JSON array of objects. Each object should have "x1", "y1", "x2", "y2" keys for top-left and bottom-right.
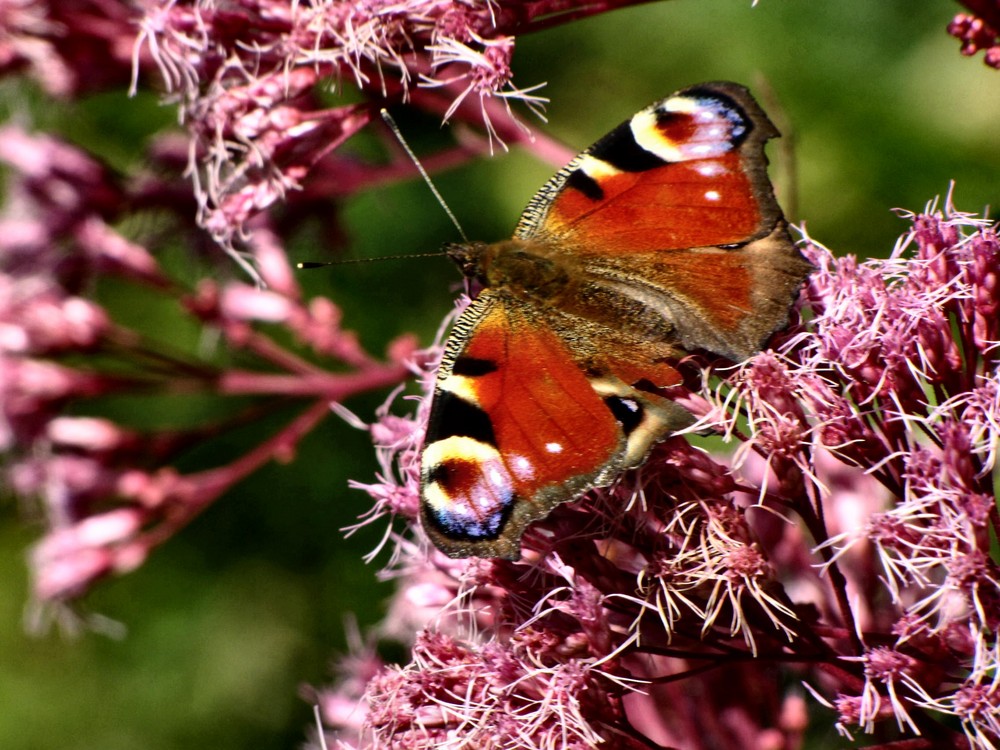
[{"x1": 420, "y1": 82, "x2": 812, "y2": 559}]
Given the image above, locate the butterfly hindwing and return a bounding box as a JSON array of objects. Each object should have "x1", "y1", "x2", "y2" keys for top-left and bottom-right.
[{"x1": 420, "y1": 292, "x2": 693, "y2": 559}]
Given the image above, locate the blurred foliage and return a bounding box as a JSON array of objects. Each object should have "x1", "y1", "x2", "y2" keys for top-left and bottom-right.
[{"x1": 1, "y1": 1, "x2": 998, "y2": 749}]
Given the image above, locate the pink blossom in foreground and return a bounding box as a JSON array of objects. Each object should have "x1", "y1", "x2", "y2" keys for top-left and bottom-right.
[{"x1": 327, "y1": 202, "x2": 1000, "y2": 749}]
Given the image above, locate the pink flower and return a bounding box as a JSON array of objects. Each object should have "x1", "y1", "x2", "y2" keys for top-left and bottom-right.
[
  {"x1": 325, "y1": 202, "x2": 1000, "y2": 749},
  {"x1": 3, "y1": 2, "x2": 999, "y2": 747},
  {"x1": 133, "y1": 0, "x2": 632, "y2": 244},
  {"x1": 0, "y1": 0, "x2": 140, "y2": 96},
  {"x1": 0, "y1": 126, "x2": 418, "y2": 610},
  {"x1": 949, "y1": 2, "x2": 1000, "y2": 69}
]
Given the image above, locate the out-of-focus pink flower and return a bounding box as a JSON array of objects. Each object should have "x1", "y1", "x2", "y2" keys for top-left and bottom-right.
[
  {"x1": 949, "y1": 2, "x2": 1000, "y2": 68},
  {"x1": 0, "y1": 0, "x2": 142, "y2": 96},
  {"x1": 0, "y1": 125, "x2": 421, "y2": 611},
  {"x1": 327, "y1": 201, "x2": 1000, "y2": 749}
]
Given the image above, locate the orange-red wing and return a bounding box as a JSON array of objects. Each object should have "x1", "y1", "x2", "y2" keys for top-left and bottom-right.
[
  {"x1": 420, "y1": 292, "x2": 623, "y2": 558},
  {"x1": 515, "y1": 82, "x2": 783, "y2": 253}
]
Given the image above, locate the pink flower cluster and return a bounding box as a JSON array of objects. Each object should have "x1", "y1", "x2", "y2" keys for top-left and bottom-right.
[
  {"x1": 949, "y1": 1, "x2": 1000, "y2": 68},
  {"x1": 134, "y1": 0, "x2": 649, "y2": 244},
  {"x1": 0, "y1": 0, "x2": 651, "y2": 617},
  {"x1": 328, "y1": 203, "x2": 1000, "y2": 749},
  {"x1": 0, "y1": 0, "x2": 140, "y2": 96},
  {"x1": 0, "y1": 124, "x2": 417, "y2": 614}
]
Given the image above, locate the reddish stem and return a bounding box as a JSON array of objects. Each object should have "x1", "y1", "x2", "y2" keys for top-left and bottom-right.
[
  {"x1": 492, "y1": 0, "x2": 671, "y2": 36},
  {"x1": 142, "y1": 398, "x2": 333, "y2": 548},
  {"x1": 218, "y1": 363, "x2": 410, "y2": 400}
]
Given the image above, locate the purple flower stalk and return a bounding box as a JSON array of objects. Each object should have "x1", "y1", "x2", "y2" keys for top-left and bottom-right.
[{"x1": 330, "y1": 200, "x2": 1000, "y2": 749}]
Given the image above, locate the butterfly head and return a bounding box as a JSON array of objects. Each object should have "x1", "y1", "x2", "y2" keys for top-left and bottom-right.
[
  {"x1": 445, "y1": 239, "x2": 572, "y2": 302},
  {"x1": 443, "y1": 241, "x2": 489, "y2": 284}
]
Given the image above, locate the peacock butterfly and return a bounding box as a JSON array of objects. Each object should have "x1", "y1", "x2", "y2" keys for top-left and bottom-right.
[{"x1": 419, "y1": 82, "x2": 811, "y2": 559}]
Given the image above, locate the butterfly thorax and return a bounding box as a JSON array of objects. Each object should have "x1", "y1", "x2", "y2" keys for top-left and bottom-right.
[
  {"x1": 445, "y1": 238, "x2": 684, "y2": 349},
  {"x1": 445, "y1": 239, "x2": 571, "y2": 300}
]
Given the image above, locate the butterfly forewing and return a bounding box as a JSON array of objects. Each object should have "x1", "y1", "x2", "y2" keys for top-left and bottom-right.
[{"x1": 516, "y1": 82, "x2": 782, "y2": 250}]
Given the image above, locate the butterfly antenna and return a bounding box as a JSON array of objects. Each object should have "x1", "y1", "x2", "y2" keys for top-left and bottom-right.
[
  {"x1": 380, "y1": 108, "x2": 469, "y2": 243},
  {"x1": 297, "y1": 252, "x2": 446, "y2": 269}
]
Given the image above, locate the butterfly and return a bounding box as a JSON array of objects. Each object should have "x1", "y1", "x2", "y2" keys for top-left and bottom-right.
[{"x1": 419, "y1": 82, "x2": 811, "y2": 560}]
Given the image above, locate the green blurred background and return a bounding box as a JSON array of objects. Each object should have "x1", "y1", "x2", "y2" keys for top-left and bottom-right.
[{"x1": 1, "y1": 1, "x2": 998, "y2": 748}]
